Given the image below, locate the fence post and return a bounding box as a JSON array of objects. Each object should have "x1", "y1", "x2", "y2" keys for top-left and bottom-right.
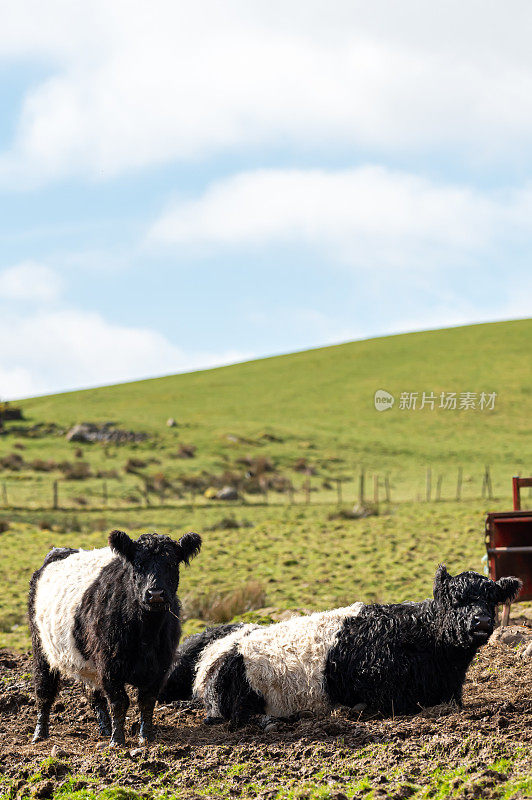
[
  {"x1": 53, "y1": 480, "x2": 58, "y2": 510},
  {"x1": 305, "y1": 469, "x2": 311, "y2": 504},
  {"x1": 485, "y1": 465, "x2": 493, "y2": 500},
  {"x1": 426, "y1": 467, "x2": 432, "y2": 502},
  {"x1": 456, "y1": 467, "x2": 463, "y2": 501},
  {"x1": 436, "y1": 475, "x2": 443, "y2": 502},
  {"x1": 258, "y1": 475, "x2": 268, "y2": 504},
  {"x1": 336, "y1": 479, "x2": 342, "y2": 506},
  {"x1": 373, "y1": 474, "x2": 379, "y2": 505},
  {"x1": 384, "y1": 473, "x2": 391, "y2": 503},
  {"x1": 1, "y1": 482, "x2": 7, "y2": 507},
  {"x1": 359, "y1": 468, "x2": 365, "y2": 505}
]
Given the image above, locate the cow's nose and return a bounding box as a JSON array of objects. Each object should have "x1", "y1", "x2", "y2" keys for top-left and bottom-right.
[
  {"x1": 472, "y1": 615, "x2": 492, "y2": 632},
  {"x1": 146, "y1": 589, "x2": 165, "y2": 604}
]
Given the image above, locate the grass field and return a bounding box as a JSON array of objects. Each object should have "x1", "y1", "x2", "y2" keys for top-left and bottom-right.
[
  {"x1": 1, "y1": 318, "x2": 531, "y2": 650},
  {"x1": 0, "y1": 500, "x2": 507, "y2": 651}
]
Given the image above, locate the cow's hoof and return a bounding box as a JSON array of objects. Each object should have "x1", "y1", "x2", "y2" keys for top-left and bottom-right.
[
  {"x1": 32, "y1": 727, "x2": 48, "y2": 743},
  {"x1": 109, "y1": 738, "x2": 126, "y2": 748}
]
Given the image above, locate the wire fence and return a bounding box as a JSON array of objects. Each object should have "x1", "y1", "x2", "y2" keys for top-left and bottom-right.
[{"x1": 1, "y1": 465, "x2": 528, "y2": 513}]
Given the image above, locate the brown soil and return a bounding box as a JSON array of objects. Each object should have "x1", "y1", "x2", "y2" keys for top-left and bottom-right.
[{"x1": 1, "y1": 638, "x2": 531, "y2": 800}]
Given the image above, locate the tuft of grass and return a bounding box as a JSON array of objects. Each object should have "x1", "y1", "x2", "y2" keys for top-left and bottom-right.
[
  {"x1": 58, "y1": 461, "x2": 92, "y2": 480},
  {"x1": 182, "y1": 580, "x2": 266, "y2": 623}
]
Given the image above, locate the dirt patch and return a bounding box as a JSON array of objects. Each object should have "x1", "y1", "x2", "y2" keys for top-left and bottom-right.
[{"x1": 1, "y1": 644, "x2": 531, "y2": 799}]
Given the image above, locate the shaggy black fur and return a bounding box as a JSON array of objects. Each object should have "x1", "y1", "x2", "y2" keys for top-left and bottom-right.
[
  {"x1": 324, "y1": 566, "x2": 522, "y2": 715},
  {"x1": 188, "y1": 566, "x2": 521, "y2": 726},
  {"x1": 159, "y1": 623, "x2": 245, "y2": 703},
  {"x1": 214, "y1": 646, "x2": 265, "y2": 728},
  {"x1": 28, "y1": 547, "x2": 78, "y2": 742},
  {"x1": 29, "y1": 530, "x2": 201, "y2": 746}
]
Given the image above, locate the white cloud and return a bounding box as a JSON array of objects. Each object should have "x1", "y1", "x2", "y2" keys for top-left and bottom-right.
[
  {"x1": 148, "y1": 166, "x2": 532, "y2": 270},
  {"x1": 0, "y1": 261, "x2": 62, "y2": 302},
  {"x1": 0, "y1": 307, "x2": 251, "y2": 399},
  {"x1": 3, "y1": 1, "x2": 532, "y2": 185}
]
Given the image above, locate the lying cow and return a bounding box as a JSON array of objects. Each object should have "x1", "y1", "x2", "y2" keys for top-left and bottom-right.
[
  {"x1": 29, "y1": 530, "x2": 201, "y2": 746},
  {"x1": 159, "y1": 622, "x2": 259, "y2": 705},
  {"x1": 163, "y1": 566, "x2": 520, "y2": 727}
]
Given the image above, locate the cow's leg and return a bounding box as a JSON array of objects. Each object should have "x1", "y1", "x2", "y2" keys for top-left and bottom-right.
[
  {"x1": 137, "y1": 689, "x2": 157, "y2": 744},
  {"x1": 216, "y1": 648, "x2": 265, "y2": 729},
  {"x1": 102, "y1": 678, "x2": 129, "y2": 747},
  {"x1": 90, "y1": 689, "x2": 111, "y2": 737},
  {"x1": 32, "y1": 641, "x2": 60, "y2": 742},
  {"x1": 203, "y1": 675, "x2": 224, "y2": 725}
]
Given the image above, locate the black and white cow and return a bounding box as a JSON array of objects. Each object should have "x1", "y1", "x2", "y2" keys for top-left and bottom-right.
[
  {"x1": 159, "y1": 622, "x2": 258, "y2": 704},
  {"x1": 28, "y1": 530, "x2": 201, "y2": 746},
  {"x1": 179, "y1": 567, "x2": 520, "y2": 727}
]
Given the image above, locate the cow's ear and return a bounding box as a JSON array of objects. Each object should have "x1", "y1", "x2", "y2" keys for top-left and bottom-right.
[
  {"x1": 496, "y1": 577, "x2": 522, "y2": 604},
  {"x1": 177, "y1": 532, "x2": 202, "y2": 565},
  {"x1": 433, "y1": 564, "x2": 451, "y2": 602},
  {"x1": 109, "y1": 530, "x2": 136, "y2": 562}
]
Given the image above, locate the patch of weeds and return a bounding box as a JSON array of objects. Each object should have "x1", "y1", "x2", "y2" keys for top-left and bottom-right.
[
  {"x1": 54, "y1": 787, "x2": 143, "y2": 800},
  {"x1": 205, "y1": 516, "x2": 252, "y2": 531},
  {"x1": 181, "y1": 581, "x2": 266, "y2": 623},
  {"x1": 29, "y1": 758, "x2": 71, "y2": 784},
  {"x1": 274, "y1": 781, "x2": 346, "y2": 799},
  {"x1": 238, "y1": 609, "x2": 278, "y2": 625},
  {"x1": 501, "y1": 776, "x2": 532, "y2": 799},
  {"x1": 224, "y1": 764, "x2": 248, "y2": 778},
  {"x1": 415, "y1": 756, "x2": 528, "y2": 800}
]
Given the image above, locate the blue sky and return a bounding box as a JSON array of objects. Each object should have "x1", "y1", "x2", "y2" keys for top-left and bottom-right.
[{"x1": 1, "y1": 1, "x2": 531, "y2": 398}]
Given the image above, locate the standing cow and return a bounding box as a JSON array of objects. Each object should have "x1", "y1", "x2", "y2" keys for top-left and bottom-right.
[{"x1": 28, "y1": 530, "x2": 201, "y2": 746}]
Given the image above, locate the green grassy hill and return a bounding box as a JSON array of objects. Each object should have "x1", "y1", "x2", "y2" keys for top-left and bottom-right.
[{"x1": 8, "y1": 318, "x2": 532, "y2": 502}]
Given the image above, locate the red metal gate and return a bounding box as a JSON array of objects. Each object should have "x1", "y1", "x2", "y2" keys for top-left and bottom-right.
[{"x1": 485, "y1": 477, "x2": 532, "y2": 622}]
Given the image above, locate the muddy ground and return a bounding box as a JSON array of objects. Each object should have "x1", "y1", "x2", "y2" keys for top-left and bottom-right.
[{"x1": 1, "y1": 633, "x2": 531, "y2": 800}]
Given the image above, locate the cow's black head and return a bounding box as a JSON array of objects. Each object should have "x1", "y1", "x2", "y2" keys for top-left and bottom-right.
[
  {"x1": 433, "y1": 564, "x2": 521, "y2": 647},
  {"x1": 109, "y1": 530, "x2": 201, "y2": 612}
]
